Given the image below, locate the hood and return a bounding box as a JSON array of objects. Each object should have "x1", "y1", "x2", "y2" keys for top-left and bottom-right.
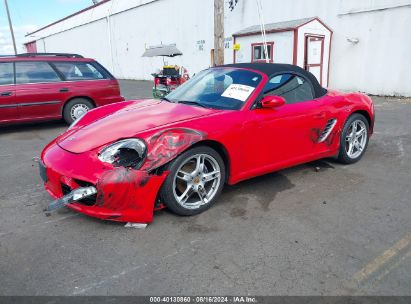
[{"x1": 57, "y1": 99, "x2": 220, "y2": 153}]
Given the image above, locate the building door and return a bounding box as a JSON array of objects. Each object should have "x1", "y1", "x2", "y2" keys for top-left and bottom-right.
[{"x1": 304, "y1": 35, "x2": 324, "y2": 85}]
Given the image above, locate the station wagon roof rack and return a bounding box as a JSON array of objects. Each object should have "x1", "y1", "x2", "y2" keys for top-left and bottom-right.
[{"x1": 16, "y1": 53, "x2": 84, "y2": 58}]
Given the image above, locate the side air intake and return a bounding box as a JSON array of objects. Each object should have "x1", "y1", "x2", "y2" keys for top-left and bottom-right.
[{"x1": 318, "y1": 119, "x2": 337, "y2": 143}]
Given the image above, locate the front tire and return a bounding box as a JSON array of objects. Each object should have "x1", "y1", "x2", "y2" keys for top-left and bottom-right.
[
  {"x1": 337, "y1": 113, "x2": 370, "y2": 164},
  {"x1": 159, "y1": 146, "x2": 226, "y2": 216},
  {"x1": 63, "y1": 98, "x2": 94, "y2": 124}
]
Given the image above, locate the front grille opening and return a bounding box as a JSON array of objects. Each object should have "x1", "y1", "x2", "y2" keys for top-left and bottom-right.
[
  {"x1": 61, "y1": 183, "x2": 71, "y2": 195},
  {"x1": 74, "y1": 179, "x2": 94, "y2": 188},
  {"x1": 60, "y1": 181, "x2": 97, "y2": 206}
]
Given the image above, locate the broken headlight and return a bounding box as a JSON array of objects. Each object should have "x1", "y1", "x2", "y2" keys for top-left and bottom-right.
[{"x1": 98, "y1": 138, "x2": 147, "y2": 169}]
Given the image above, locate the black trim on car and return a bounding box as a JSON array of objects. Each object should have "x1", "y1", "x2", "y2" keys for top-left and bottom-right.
[
  {"x1": 48, "y1": 62, "x2": 66, "y2": 81},
  {"x1": 19, "y1": 101, "x2": 61, "y2": 107},
  {"x1": 0, "y1": 101, "x2": 60, "y2": 108},
  {"x1": 92, "y1": 61, "x2": 115, "y2": 79}
]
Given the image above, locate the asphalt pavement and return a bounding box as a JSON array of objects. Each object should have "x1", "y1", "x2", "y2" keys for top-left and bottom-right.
[{"x1": 0, "y1": 81, "x2": 410, "y2": 295}]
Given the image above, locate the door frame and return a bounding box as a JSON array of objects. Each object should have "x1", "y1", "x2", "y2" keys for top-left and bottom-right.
[{"x1": 304, "y1": 34, "x2": 325, "y2": 85}]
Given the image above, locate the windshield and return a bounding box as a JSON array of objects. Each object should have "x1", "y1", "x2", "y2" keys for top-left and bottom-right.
[{"x1": 166, "y1": 68, "x2": 262, "y2": 110}]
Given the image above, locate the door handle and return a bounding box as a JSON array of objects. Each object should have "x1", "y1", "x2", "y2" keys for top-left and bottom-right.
[
  {"x1": 0, "y1": 91, "x2": 12, "y2": 96},
  {"x1": 59, "y1": 88, "x2": 69, "y2": 92}
]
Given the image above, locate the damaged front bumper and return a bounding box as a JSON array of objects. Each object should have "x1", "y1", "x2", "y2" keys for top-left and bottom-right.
[
  {"x1": 40, "y1": 142, "x2": 168, "y2": 223},
  {"x1": 45, "y1": 186, "x2": 97, "y2": 213}
]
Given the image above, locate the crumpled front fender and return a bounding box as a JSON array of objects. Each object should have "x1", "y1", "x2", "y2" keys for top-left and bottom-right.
[
  {"x1": 89, "y1": 128, "x2": 207, "y2": 222},
  {"x1": 142, "y1": 127, "x2": 207, "y2": 171},
  {"x1": 42, "y1": 128, "x2": 207, "y2": 223}
]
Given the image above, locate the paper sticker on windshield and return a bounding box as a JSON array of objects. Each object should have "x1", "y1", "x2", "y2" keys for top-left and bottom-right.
[{"x1": 221, "y1": 84, "x2": 255, "y2": 102}]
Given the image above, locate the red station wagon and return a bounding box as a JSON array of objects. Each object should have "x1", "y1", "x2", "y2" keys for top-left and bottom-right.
[{"x1": 0, "y1": 53, "x2": 124, "y2": 125}]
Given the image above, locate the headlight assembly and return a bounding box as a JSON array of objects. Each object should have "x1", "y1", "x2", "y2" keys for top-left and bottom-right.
[{"x1": 98, "y1": 138, "x2": 147, "y2": 169}]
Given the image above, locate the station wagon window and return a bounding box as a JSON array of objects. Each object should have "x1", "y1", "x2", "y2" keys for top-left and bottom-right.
[
  {"x1": 16, "y1": 62, "x2": 61, "y2": 84},
  {"x1": 53, "y1": 62, "x2": 106, "y2": 80},
  {"x1": 263, "y1": 73, "x2": 314, "y2": 104},
  {"x1": 0, "y1": 62, "x2": 14, "y2": 85},
  {"x1": 252, "y1": 42, "x2": 274, "y2": 62}
]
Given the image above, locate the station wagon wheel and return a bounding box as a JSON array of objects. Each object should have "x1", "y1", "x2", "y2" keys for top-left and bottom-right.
[
  {"x1": 159, "y1": 146, "x2": 226, "y2": 216},
  {"x1": 70, "y1": 104, "x2": 90, "y2": 121},
  {"x1": 63, "y1": 98, "x2": 95, "y2": 124},
  {"x1": 338, "y1": 113, "x2": 370, "y2": 164}
]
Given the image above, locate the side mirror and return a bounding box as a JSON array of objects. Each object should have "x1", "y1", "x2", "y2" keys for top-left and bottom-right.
[{"x1": 260, "y1": 95, "x2": 286, "y2": 109}]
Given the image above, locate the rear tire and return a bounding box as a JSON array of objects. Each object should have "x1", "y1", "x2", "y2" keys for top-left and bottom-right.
[
  {"x1": 337, "y1": 113, "x2": 370, "y2": 164},
  {"x1": 63, "y1": 98, "x2": 94, "y2": 124},
  {"x1": 159, "y1": 146, "x2": 226, "y2": 216}
]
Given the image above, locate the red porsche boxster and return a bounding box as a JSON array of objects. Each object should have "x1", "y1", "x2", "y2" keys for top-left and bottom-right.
[{"x1": 39, "y1": 63, "x2": 374, "y2": 223}]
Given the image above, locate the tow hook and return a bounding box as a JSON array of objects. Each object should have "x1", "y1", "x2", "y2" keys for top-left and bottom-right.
[{"x1": 44, "y1": 186, "x2": 97, "y2": 214}]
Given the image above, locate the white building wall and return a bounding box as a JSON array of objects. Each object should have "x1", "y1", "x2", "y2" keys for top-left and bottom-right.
[
  {"x1": 224, "y1": 0, "x2": 411, "y2": 96},
  {"x1": 234, "y1": 31, "x2": 294, "y2": 64},
  {"x1": 36, "y1": 19, "x2": 111, "y2": 70},
  {"x1": 27, "y1": 0, "x2": 411, "y2": 96},
  {"x1": 106, "y1": 0, "x2": 214, "y2": 79},
  {"x1": 30, "y1": 0, "x2": 214, "y2": 80}
]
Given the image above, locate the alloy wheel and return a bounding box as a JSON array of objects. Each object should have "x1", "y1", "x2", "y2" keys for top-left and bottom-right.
[
  {"x1": 345, "y1": 120, "x2": 368, "y2": 159},
  {"x1": 172, "y1": 154, "x2": 221, "y2": 210}
]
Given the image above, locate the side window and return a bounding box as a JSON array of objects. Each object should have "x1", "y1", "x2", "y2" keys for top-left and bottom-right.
[
  {"x1": 0, "y1": 62, "x2": 14, "y2": 85},
  {"x1": 53, "y1": 62, "x2": 106, "y2": 80},
  {"x1": 16, "y1": 62, "x2": 61, "y2": 84},
  {"x1": 263, "y1": 73, "x2": 314, "y2": 104}
]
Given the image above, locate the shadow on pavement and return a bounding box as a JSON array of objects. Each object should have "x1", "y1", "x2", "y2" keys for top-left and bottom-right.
[{"x1": 0, "y1": 120, "x2": 66, "y2": 134}]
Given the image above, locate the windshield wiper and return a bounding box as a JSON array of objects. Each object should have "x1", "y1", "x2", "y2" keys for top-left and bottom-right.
[
  {"x1": 178, "y1": 100, "x2": 208, "y2": 108},
  {"x1": 161, "y1": 97, "x2": 172, "y2": 102}
]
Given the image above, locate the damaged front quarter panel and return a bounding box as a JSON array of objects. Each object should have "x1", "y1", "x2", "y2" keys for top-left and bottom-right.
[
  {"x1": 44, "y1": 128, "x2": 206, "y2": 223},
  {"x1": 76, "y1": 128, "x2": 205, "y2": 223},
  {"x1": 141, "y1": 128, "x2": 207, "y2": 171}
]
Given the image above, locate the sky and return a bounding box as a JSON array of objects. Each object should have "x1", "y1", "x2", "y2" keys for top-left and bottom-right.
[{"x1": 0, "y1": 0, "x2": 94, "y2": 54}]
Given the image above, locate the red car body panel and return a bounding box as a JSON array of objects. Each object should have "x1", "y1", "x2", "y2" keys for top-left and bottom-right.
[
  {"x1": 40, "y1": 66, "x2": 375, "y2": 223},
  {"x1": 0, "y1": 56, "x2": 124, "y2": 125}
]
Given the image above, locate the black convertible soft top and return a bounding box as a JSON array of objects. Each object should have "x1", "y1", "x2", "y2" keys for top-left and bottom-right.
[{"x1": 222, "y1": 63, "x2": 327, "y2": 98}]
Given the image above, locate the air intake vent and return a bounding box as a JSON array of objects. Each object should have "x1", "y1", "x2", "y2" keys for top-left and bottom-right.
[{"x1": 318, "y1": 119, "x2": 337, "y2": 143}]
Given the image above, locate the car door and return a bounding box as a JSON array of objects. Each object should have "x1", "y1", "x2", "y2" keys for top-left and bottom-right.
[
  {"x1": 15, "y1": 61, "x2": 64, "y2": 120},
  {"x1": 243, "y1": 73, "x2": 330, "y2": 174},
  {"x1": 51, "y1": 60, "x2": 119, "y2": 107},
  {"x1": 0, "y1": 62, "x2": 17, "y2": 123}
]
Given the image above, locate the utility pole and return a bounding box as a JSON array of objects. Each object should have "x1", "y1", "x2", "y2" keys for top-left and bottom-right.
[
  {"x1": 214, "y1": 0, "x2": 224, "y2": 66},
  {"x1": 4, "y1": 0, "x2": 17, "y2": 55}
]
